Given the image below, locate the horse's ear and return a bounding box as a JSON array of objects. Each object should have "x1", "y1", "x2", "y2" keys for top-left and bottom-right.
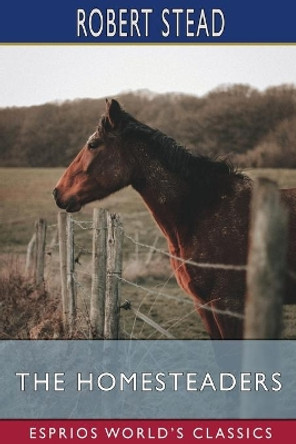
[{"x1": 105, "y1": 99, "x2": 122, "y2": 128}]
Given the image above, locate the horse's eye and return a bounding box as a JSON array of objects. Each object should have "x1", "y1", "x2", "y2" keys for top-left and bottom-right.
[{"x1": 88, "y1": 141, "x2": 99, "y2": 150}]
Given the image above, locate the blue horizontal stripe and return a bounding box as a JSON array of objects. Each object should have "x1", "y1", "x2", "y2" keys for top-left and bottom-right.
[{"x1": 0, "y1": 0, "x2": 296, "y2": 43}]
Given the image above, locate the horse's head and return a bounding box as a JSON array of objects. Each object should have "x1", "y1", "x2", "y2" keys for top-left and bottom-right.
[{"x1": 53, "y1": 99, "x2": 134, "y2": 212}]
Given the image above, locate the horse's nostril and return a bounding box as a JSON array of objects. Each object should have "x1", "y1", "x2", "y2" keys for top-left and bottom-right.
[{"x1": 52, "y1": 188, "x2": 58, "y2": 199}]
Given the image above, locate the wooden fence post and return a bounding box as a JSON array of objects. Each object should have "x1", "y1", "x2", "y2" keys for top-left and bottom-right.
[
  {"x1": 67, "y1": 214, "x2": 76, "y2": 333},
  {"x1": 58, "y1": 212, "x2": 68, "y2": 328},
  {"x1": 104, "y1": 213, "x2": 123, "y2": 339},
  {"x1": 90, "y1": 208, "x2": 107, "y2": 338},
  {"x1": 58, "y1": 212, "x2": 76, "y2": 332},
  {"x1": 244, "y1": 178, "x2": 288, "y2": 339},
  {"x1": 25, "y1": 233, "x2": 36, "y2": 278},
  {"x1": 34, "y1": 218, "x2": 47, "y2": 286}
]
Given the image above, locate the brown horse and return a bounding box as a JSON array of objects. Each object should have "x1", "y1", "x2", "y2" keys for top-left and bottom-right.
[{"x1": 54, "y1": 99, "x2": 296, "y2": 339}]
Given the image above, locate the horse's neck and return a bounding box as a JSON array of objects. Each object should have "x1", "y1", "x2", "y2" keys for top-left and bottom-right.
[
  {"x1": 130, "y1": 144, "x2": 241, "y2": 256},
  {"x1": 132, "y1": 154, "x2": 190, "y2": 248}
]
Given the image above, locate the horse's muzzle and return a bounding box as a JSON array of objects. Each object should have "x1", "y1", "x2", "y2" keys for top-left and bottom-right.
[
  {"x1": 52, "y1": 188, "x2": 58, "y2": 200},
  {"x1": 53, "y1": 188, "x2": 81, "y2": 213},
  {"x1": 52, "y1": 187, "x2": 65, "y2": 209}
]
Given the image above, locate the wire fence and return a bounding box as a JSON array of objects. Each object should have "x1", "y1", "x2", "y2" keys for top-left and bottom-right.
[{"x1": 25, "y1": 178, "x2": 291, "y2": 340}]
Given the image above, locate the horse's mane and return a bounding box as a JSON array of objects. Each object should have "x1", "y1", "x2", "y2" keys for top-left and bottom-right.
[
  {"x1": 100, "y1": 111, "x2": 243, "y2": 192},
  {"x1": 149, "y1": 129, "x2": 236, "y2": 182}
]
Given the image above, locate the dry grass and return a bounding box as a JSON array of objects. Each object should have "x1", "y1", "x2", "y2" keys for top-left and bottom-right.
[{"x1": 0, "y1": 257, "x2": 63, "y2": 339}]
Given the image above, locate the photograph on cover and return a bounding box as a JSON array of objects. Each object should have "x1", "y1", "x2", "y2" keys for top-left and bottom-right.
[{"x1": 1, "y1": 45, "x2": 296, "y2": 341}]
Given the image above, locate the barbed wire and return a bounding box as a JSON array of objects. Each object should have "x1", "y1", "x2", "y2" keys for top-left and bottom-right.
[
  {"x1": 122, "y1": 211, "x2": 149, "y2": 219},
  {"x1": 117, "y1": 276, "x2": 244, "y2": 320},
  {"x1": 144, "y1": 308, "x2": 198, "y2": 340},
  {"x1": 47, "y1": 223, "x2": 58, "y2": 229},
  {"x1": 72, "y1": 219, "x2": 95, "y2": 230},
  {"x1": 118, "y1": 276, "x2": 192, "y2": 305},
  {"x1": 31, "y1": 211, "x2": 295, "y2": 339},
  {"x1": 123, "y1": 232, "x2": 247, "y2": 272},
  {"x1": 44, "y1": 217, "x2": 288, "y2": 327},
  {"x1": 73, "y1": 242, "x2": 93, "y2": 255}
]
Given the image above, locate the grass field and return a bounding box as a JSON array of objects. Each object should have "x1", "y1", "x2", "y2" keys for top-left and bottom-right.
[
  {"x1": 0, "y1": 168, "x2": 157, "y2": 252},
  {"x1": 2, "y1": 167, "x2": 296, "y2": 251},
  {"x1": 1, "y1": 167, "x2": 296, "y2": 339}
]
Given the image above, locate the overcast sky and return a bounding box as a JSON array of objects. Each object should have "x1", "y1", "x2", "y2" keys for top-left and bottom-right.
[{"x1": 1, "y1": 45, "x2": 296, "y2": 107}]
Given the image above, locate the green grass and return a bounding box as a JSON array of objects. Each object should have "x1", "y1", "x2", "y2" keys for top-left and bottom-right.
[{"x1": 1, "y1": 167, "x2": 296, "y2": 339}]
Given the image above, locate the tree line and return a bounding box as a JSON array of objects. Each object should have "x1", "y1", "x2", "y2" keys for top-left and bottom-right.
[{"x1": 1, "y1": 84, "x2": 296, "y2": 168}]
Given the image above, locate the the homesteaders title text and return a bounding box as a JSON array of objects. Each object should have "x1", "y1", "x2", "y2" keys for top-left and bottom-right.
[
  {"x1": 15, "y1": 371, "x2": 281, "y2": 393},
  {"x1": 77, "y1": 8, "x2": 225, "y2": 39}
]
